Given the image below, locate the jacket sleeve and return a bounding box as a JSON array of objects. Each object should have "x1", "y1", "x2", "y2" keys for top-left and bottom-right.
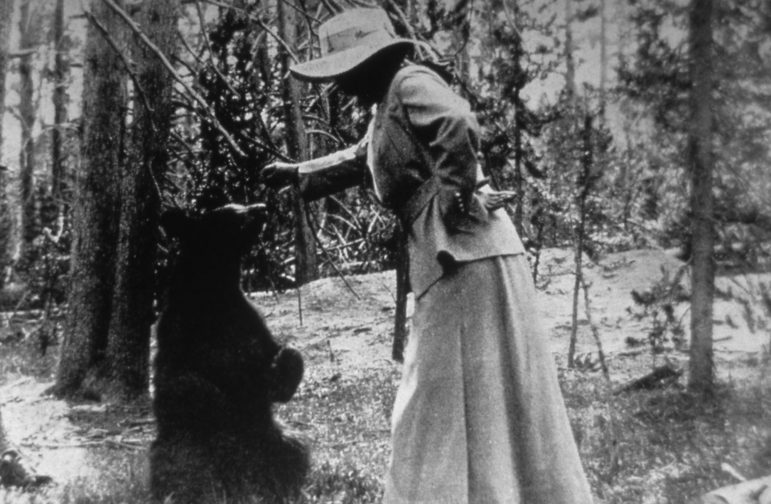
[
  {"x1": 396, "y1": 70, "x2": 481, "y2": 227},
  {"x1": 296, "y1": 142, "x2": 369, "y2": 201}
]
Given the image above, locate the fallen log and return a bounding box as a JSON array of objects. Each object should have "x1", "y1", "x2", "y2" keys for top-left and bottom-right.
[
  {"x1": 699, "y1": 475, "x2": 771, "y2": 504},
  {"x1": 614, "y1": 364, "x2": 682, "y2": 394}
]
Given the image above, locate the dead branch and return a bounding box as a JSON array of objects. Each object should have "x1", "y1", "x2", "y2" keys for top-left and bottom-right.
[
  {"x1": 176, "y1": 30, "x2": 205, "y2": 73},
  {"x1": 317, "y1": 0, "x2": 344, "y2": 15},
  {"x1": 102, "y1": 0, "x2": 247, "y2": 157},
  {"x1": 193, "y1": 0, "x2": 242, "y2": 99},
  {"x1": 8, "y1": 48, "x2": 38, "y2": 59},
  {"x1": 174, "y1": 33, "x2": 291, "y2": 162},
  {"x1": 614, "y1": 364, "x2": 682, "y2": 394},
  {"x1": 199, "y1": 0, "x2": 301, "y2": 62},
  {"x1": 304, "y1": 202, "x2": 361, "y2": 300},
  {"x1": 276, "y1": 0, "x2": 324, "y2": 24}
]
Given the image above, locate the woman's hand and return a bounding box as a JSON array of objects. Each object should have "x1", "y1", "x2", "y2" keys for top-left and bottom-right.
[
  {"x1": 260, "y1": 161, "x2": 299, "y2": 188},
  {"x1": 446, "y1": 189, "x2": 517, "y2": 230},
  {"x1": 480, "y1": 190, "x2": 518, "y2": 212}
]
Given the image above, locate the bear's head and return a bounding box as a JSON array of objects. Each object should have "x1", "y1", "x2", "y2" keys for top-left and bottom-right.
[{"x1": 161, "y1": 203, "x2": 267, "y2": 269}]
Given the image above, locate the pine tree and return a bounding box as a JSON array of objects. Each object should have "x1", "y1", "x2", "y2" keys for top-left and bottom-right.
[{"x1": 54, "y1": 0, "x2": 126, "y2": 398}]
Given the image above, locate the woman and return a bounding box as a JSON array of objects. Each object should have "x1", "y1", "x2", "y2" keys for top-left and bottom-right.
[{"x1": 262, "y1": 7, "x2": 593, "y2": 503}]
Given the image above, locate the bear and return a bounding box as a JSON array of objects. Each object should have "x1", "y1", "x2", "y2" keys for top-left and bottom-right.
[{"x1": 150, "y1": 203, "x2": 309, "y2": 504}]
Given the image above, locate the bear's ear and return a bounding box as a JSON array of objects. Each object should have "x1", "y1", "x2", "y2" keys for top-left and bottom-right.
[{"x1": 160, "y1": 208, "x2": 191, "y2": 239}]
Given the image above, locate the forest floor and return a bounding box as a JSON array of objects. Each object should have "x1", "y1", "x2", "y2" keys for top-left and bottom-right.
[{"x1": 1, "y1": 248, "x2": 771, "y2": 503}]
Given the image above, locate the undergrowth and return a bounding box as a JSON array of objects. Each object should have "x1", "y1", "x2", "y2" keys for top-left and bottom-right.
[
  {"x1": 2, "y1": 338, "x2": 771, "y2": 503},
  {"x1": 562, "y1": 356, "x2": 771, "y2": 504}
]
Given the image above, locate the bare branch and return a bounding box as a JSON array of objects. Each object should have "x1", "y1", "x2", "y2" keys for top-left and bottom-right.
[
  {"x1": 102, "y1": 0, "x2": 247, "y2": 157},
  {"x1": 193, "y1": 0, "x2": 242, "y2": 99},
  {"x1": 304, "y1": 202, "x2": 361, "y2": 299},
  {"x1": 199, "y1": 0, "x2": 301, "y2": 62},
  {"x1": 277, "y1": 0, "x2": 323, "y2": 24},
  {"x1": 8, "y1": 48, "x2": 37, "y2": 59},
  {"x1": 176, "y1": 30, "x2": 205, "y2": 73},
  {"x1": 317, "y1": 0, "x2": 343, "y2": 15},
  {"x1": 305, "y1": 128, "x2": 345, "y2": 147},
  {"x1": 172, "y1": 53, "x2": 200, "y2": 81},
  {"x1": 169, "y1": 129, "x2": 198, "y2": 153}
]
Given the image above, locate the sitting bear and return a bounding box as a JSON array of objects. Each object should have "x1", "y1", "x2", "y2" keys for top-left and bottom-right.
[{"x1": 150, "y1": 203, "x2": 308, "y2": 504}]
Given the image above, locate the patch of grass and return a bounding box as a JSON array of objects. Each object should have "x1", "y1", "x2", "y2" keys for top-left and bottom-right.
[
  {"x1": 302, "y1": 461, "x2": 382, "y2": 503},
  {"x1": 1, "y1": 364, "x2": 398, "y2": 504},
  {"x1": 0, "y1": 340, "x2": 57, "y2": 384},
  {"x1": 0, "y1": 451, "x2": 149, "y2": 504},
  {"x1": 281, "y1": 367, "x2": 398, "y2": 501},
  {"x1": 57, "y1": 451, "x2": 150, "y2": 504},
  {"x1": 5, "y1": 337, "x2": 771, "y2": 503},
  {"x1": 562, "y1": 359, "x2": 771, "y2": 504}
]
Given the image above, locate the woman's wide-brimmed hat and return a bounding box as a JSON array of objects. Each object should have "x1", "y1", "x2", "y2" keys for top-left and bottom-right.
[{"x1": 290, "y1": 7, "x2": 416, "y2": 82}]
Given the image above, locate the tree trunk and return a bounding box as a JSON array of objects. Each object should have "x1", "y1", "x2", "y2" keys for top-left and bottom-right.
[
  {"x1": 0, "y1": 0, "x2": 13, "y2": 284},
  {"x1": 51, "y1": 0, "x2": 68, "y2": 219},
  {"x1": 513, "y1": 90, "x2": 524, "y2": 236},
  {"x1": 599, "y1": 0, "x2": 607, "y2": 122},
  {"x1": 564, "y1": 0, "x2": 576, "y2": 106},
  {"x1": 569, "y1": 114, "x2": 593, "y2": 368},
  {"x1": 0, "y1": 407, "x2": 7, "y2": 452},
  {"x1": 104, "y1": 0, "x2": 178, "y2": 401},
  {"x1": 277, "y1": 0, "x2": 318, "y2": 285},
  {"x1": 18, "y1": 0, "x2": 37, "y2": 264},
  {"x1": 688, "y1": 0, "x2": 715, "y2": 394},
  {"x1": 0, "y1": 0, "x2": 10, "y2": 158},
  {"x1": 448, "y1": 0, "x2": 471, "y2": 84},
  {"x1": 54, "y1": 0, "x2": 126, "y2": 399},
  {"x1": 0, "y1": 167, "x2": 9, "y2": 288}
]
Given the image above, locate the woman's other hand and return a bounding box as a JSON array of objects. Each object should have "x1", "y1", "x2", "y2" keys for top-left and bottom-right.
[
  {"x1": 480, "y1": 190, "x2": 518, "y2": 212},
  {"x1": 261, "y1": 161, "x2": 299, "y2": 188}
]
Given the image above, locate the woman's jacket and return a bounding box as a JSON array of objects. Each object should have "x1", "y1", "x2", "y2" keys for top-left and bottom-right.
[{"x1": 297, "y1": 64, "x2": 525, "y2": 297}]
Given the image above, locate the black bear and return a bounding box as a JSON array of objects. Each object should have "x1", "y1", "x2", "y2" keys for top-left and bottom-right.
[{"x1": 150, "y1": 203, "x2": 308, "y2": 504}]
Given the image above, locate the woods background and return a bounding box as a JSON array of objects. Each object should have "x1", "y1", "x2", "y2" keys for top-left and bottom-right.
[{"x1": 0, "y1": 0, "x2": 769, "y2": 416}]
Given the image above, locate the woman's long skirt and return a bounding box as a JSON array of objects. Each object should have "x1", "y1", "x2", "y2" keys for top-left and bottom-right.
[{"x1": 383, "y1": 254, "x2": 594, "y2": 504}]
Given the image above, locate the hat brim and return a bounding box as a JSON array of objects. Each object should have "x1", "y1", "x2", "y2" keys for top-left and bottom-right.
[{"x1": 290, "y1": 39, "x2": 415, "y2": 82}]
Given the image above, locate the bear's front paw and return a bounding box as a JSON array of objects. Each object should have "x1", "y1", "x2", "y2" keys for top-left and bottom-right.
[{"x1": 270, "y1": 347, "x2": 304, "y2": 403}]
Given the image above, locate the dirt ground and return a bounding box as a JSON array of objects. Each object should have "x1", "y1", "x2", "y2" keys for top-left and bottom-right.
[{"x1": 1, "y1": 247, "x2": 769, "y2": 492}]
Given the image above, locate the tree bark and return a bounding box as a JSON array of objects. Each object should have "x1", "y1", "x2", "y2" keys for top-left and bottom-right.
[
  {"x1": 277, "y1": 0, "x2": 318, "y2": 285},
  {"x1": 0, "y1": 0, "x2": 13, "y2": 283},
  {"x1": 0, "y1": 407, "x2": 7, "y2": 452},
  {"x1": 18, "y1": 0, "x2": 37, "y2": 263},
  {"x1": 688, "y1": 0, "x2": 715, "y2": 394},
  {"x1": 564, "y1": 0, "x2": 576, "y2": 106},
  {"x1": 104, "y1": 0, "x2": 178, "y2": 400},
  {"x1": 0, "y1": 0, "x2": 10, "y2": 156},
  {"x1": 568, "y1": 114, "x2": 593, "y2": 368},
  {"x1": 51, "y1": 0, "x2": 69, "y2": 218},
  {"x1": 448, "y1": 0, "x2": 470, "y2": 84},
  {"x1": 599, "y1": 0, "x2": 607, "y2": 122},
  {"x1": 513, "y1": 89, "x2": 524, "y2": 236},
  {"x1": 54, "y1": 0, "x2": 126, "y2": 398}
]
